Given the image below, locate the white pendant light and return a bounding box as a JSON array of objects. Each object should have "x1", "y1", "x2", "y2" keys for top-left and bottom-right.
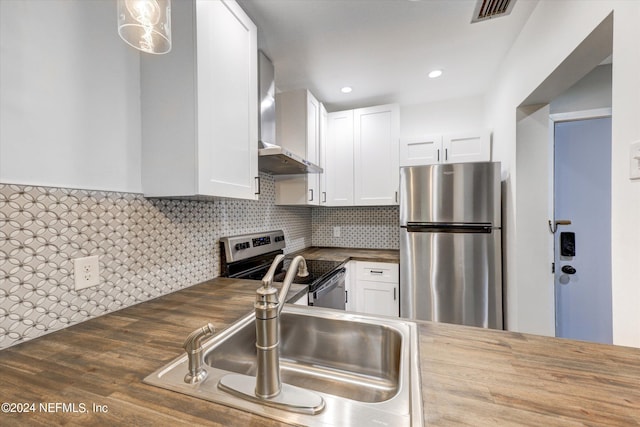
[{"x1": 117, "y1": 0, "x2": 171, "y2": 54}]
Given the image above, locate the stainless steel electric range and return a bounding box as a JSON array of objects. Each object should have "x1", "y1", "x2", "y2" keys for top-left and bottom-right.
[{"x1": 220, "y1": 230, "x2": 347, "y2": 309}]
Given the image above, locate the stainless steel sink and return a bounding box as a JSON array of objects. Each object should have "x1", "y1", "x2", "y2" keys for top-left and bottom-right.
[{"x1": 144, "y1": 305, "x2": 423, "y2": 426}]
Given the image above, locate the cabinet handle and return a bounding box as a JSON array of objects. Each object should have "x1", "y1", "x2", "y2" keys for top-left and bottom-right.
[
  {"x1": 395, "y1": 191, "x2": 398, "y2": 203},
  {"x1": 322, "y1": 191, "x2": 327, "y2": 203},
  {"x1": 255, "y1": 176, "x2": 261, "y2": 195},
  {"x1": 437, "y1": 149, "x2": 440, "y2": 162},
  {"x1": 445, "y1": 148, "x2": 448, "y2": 161},
  {"x1": 370, "y1": 270, "x2": 383, "y2": 275},
  {"x1": 393, "y1": 288, "x2": 396, "y2": 301},
  {"x1": 345, "y1": 290, "x2": 348, "y2": 304},
  {"x1": 309, "y1": 189, "x2": 314, "y2": 201}
]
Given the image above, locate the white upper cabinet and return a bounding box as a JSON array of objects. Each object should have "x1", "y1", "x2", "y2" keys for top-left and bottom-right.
[
  {"x1": 443, "y1": 131, "x2": 491, "y2": 163},
  {"x1": 322, "y1": 104, "x2": 399, "y2": 206},
  {"x1": 319, "y1": 104, "x2": 329, "y2": 205},
  {"x1": 141, "y1": 0, "x2": 258, "y2": 200},
  {"x1": 274, "y1": 89, "x2": 321, "y2": 206},
  {"x1": 323, "y1": 110, "x2": 355, "y2": 206},
  {"x1": 400, "y1": 130, "x2": 491, "y2": 166},
  {"x1": 353, "y1": 104, "x2": 400, "y2": 206},
  {"x1": 399, "y1": 134, "x2": 443, "y2": 166}
]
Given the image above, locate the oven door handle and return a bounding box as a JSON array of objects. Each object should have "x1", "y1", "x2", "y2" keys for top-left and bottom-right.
[{"x1": 312, "y1": 268, "x2": 345, "y2": 299}]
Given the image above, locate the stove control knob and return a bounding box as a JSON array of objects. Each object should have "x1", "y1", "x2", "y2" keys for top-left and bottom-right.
[{"x1": 235, "y1": 242, "x2": 250, "y2": 251}]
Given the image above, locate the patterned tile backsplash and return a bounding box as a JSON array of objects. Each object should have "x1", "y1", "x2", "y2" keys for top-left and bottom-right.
[
  {"x1": 0, "y1": 173, "x2": 399, "y2": 349},
  {"x1": 312, "y1": 206, "x2": 399, "y2": 249},
  {"x1": 0, "y1": 173, "x2": 312, "y2": 349}
]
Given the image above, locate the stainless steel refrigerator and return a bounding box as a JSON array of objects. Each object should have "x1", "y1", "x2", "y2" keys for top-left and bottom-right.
[{"x1": 399, "y1": 162, "x2": 502, "y2": 329}]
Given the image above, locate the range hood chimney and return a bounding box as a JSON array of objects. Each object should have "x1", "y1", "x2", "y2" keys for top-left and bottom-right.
[{"x1": 257, "y1": 51, "x2": 322, "y2": 174}]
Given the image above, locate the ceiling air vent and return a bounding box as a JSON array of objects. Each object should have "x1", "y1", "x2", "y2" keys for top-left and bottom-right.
[{"x1": 471, "y1": 0, "x2": 516, "y2": 23}]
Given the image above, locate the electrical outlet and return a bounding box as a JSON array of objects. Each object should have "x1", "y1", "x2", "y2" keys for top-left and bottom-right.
[
  {"x1": 74, "y1": 255, "x2": 100, "y2": 290},
  {"x1": 333, "y1": 226, "x2": 341, "y2": 238}
]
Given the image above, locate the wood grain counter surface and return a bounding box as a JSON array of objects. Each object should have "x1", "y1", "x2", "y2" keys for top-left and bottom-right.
[
  {"x1": 0, "y1": 277, "x2": 639, "y2": 426},
  {"x1": 288, "y1": 247, "x2": 399, "y2": 264}
]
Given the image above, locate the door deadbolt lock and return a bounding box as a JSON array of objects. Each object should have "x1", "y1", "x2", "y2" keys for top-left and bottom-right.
[{"x1": 561, "y1": 265, "x2": 576, "y2": 275}]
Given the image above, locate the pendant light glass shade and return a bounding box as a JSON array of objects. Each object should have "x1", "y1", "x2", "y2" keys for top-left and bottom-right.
[{"x1": 117, "y1": 0, "x2": 171, "y2": 54}]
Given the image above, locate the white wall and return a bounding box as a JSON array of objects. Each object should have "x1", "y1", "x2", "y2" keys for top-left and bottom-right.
[
  {"x1": 0, "y1": 0, "x2": 142, "y2": 192},
  {"x1": 400, "y1": 95, "x2": 486, "y2": 139},
  {"x1": 551, "y1": 64, "x2": 612, "y2": 114},
  {"x1": 487, "y1": 0, "x2": 640, "y2": 347},
  {"x1": 514, "y1": 104, "x2": 554, "y2": 335}
]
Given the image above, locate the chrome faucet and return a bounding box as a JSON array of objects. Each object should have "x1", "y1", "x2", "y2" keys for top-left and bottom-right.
[
  {"x1": 218, "y1": 255, "x2": 324, "y2": 414},
  {"x1": 183, "y1": 323, "x2": 215, "y2": 384}
]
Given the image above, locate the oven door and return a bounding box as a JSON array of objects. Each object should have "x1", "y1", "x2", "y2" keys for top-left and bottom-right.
[{"x1": 309, "y1": 268, "x2": 346, "y2": 310}]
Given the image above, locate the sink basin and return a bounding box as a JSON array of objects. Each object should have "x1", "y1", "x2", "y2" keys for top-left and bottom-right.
[{"x1": 144, "y1": 305, "x2": 423, "y2": 426}]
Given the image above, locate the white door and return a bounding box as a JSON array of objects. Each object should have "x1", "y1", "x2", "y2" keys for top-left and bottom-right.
[
  {"x1": 353, "y1": 104, "x2": 399, "y2": 206},
  {"x1": 306, "y1": 94, "x2": 320, "y2": 205},
  {"x1": 399, "y1": 135, "x2": 442, "y2": 166},
  {"x1": 325, "y1": 110, "x2": 354, "y2": 206},
  {"x1": 554, "y1": 117, "x2": 612, "y2": 344},
  {"x1": 355, "y1": 281, "x2": 398, "y2": 317},
  {"x1": 443, "y1": 131, "x2": 491, "y2": 164},
  {"x1": 196, "y1": 0, "x2": 258, "y2": 199}
]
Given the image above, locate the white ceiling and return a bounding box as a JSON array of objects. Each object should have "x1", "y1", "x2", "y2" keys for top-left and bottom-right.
[{"x1": 237, "y1": 0, "x2": 539, "y2": 112}]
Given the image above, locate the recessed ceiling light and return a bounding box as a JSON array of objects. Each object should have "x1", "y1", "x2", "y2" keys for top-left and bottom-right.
[
  {"x1": 341, "y1": 86, "x2": 353, "y2": 94},
  {"x1": 428, "y1": 69, "x2": 443, "y2": 79}
]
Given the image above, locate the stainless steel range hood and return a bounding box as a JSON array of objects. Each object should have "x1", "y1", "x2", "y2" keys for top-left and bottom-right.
[
  {"x1": 259, "y1": 142, "x2": 323, "y2": 174},
  {"x1": 257, "y1": 51, "x2": 322, "y2": 175}
]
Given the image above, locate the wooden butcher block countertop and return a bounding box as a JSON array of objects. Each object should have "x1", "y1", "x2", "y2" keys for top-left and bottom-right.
[{"x1": 0, "y1": 277, "x2": 639, "y2": 426}]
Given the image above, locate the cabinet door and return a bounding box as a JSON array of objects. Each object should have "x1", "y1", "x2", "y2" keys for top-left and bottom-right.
[
  {"x1": 355, "y1": 281, "x2": 398, "y2": 317},
  {"x1": 319, "y1": 104, "x2": 328, "y2": 205},
  {"x1": 399, "y1": 135, "x2": 443, "y2": 166},
  {"x1": 344, "y1": 262, "x2": 355, "y2": 311},
  {"x1": 196, "y1": 0, "x2": 258, "y2": 200},
  {"x1": 353, "y1": 261, "x2": 399, "y2": 316},
  {"x1": 324, "y1": 110, "x2": 355, "y2": 206},
  {"x1": 306, "y1": 94, "x2": 320, "y2": 206},
  {"x1": 443, "y1": 131, "x2": 490, "y2": 164},
  {"x1": 275, "y1": 174, "x2": 316, "y2": 205},
  {"x1": 274, "y1": 89, "x2": 320, "y2": 206},
  {"x1": 353, "y1": 104, "x2": 400, "y2": 205}
]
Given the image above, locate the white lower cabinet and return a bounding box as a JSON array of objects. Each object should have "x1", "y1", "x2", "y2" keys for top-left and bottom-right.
[
  {"x1": 344, "y1": 263, "x2": 354, "y2": 311},
  {"x1": 348, "y1": 261, "x2": 399, "y2": 317},
  {"x1": 356, "y1": 281, "x2": 398, "y2": 317},
  {"x1": 293, "y1": 293, "x2": 309, "y2": 306}
]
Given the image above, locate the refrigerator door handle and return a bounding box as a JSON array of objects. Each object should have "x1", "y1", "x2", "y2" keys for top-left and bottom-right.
[{"x1": 404, "y1": 223, "x2": 493, "y2": 233}]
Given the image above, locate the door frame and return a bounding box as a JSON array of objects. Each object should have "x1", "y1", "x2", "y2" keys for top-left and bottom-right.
[{"x1": 548, "y1": 107, "x2": 612, "y2": 337}]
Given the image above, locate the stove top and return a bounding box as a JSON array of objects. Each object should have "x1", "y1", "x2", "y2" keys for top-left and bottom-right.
[
  {"x1": 277, "y1": 258, "x2": 344, "y2": 290},
  {"x1": 219, "y1": 230, "x2": 344, "y2": 292}
]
